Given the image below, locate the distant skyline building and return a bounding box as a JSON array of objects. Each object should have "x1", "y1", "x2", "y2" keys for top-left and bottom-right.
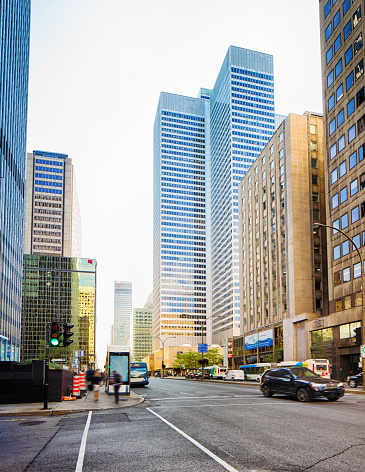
[
  {"x1": 21, "y1": 256, "x2": 96, "y2": 367},
  {"x1": 112, "y1": 281, "x2": 132, "y2": 346},
  {"x1": 133, "y1": 306, "x2": 153, "y2": 361},
  {"x1": 24, "y1": 150, "x2": 82, "y2": 257},
  {"x1": 153, "y1": 45, "x2": 278, "y2": 350},
  {"x1": 0, "y1": 1, "x2": 31, "y2": 362}
]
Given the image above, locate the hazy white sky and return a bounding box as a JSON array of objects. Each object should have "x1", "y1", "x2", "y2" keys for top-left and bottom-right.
[{"x1": 27, "y1": 0, "x2": 323, "y2": 364}]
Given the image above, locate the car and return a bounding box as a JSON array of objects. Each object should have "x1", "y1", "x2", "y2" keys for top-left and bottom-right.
[
  {"x1": 185, "y1": 372, "x2": 197, "y2": 379},
  {"x1": 347, "y1": 372, "x2": 363, "y2": 388},
  {"x1": 224, "y1": 370, "x2": 245, "y2": 381},
  {"x1": 260, "y1": 366, "x2": 345, "y2": 402},
  {"x1": 196, "y1": 372, "x2": 211, "y2": 379}
]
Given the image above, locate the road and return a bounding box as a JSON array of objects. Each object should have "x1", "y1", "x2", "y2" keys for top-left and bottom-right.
[{"x1": 1, "y1": 378, "x2": 365, "y2": 471}]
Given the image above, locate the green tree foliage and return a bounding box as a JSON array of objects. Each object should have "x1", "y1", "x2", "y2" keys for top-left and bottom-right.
[
  {"x1": 263, "y1": 346, "x2": 283, "y2": 363},
  {"x1": 172, "y1": 348, "x2": 223, "y2": 371},
  {"x1": 205, "y1": 347, "x2": 223, "y2": 365}
]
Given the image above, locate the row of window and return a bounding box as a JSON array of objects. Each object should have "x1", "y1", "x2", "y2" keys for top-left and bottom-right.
[
  {"x1": 35, "y1": 165, "x2": 63, "y2": 174},
  {"x1": 328, "y1": 59, "x2": 363, "y2": 111},
  {"x1": 329, "y1": 118, "x2": 363, "y2": 163},
  {"x1": 34, "y1": 187, "x2": 62, "y2": 195},
  {"x1": 34, "y1": 158, "x2": 64, "y2": 167},
  {"x1": 326, "y1": 4, "x2": 361, "y2": 49},
  {"x1": 332, "y1": 201, "x2": 365, "y2": 236},
  {"x1": 327, "y1": 32, "x2": 363, "y2": 89}
]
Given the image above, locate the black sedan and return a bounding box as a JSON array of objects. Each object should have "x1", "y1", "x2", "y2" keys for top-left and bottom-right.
[
  {"x1": 347, "y1": 372, "x2": 363, "y2": 388},
  {"x1": 260, "y1": 367, "x2": 345, "y2": 402}
]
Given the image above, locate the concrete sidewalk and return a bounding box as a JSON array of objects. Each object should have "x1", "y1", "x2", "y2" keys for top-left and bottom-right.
[{"x1": 0, "y1": 387, "x2": 144, "y2": 417}]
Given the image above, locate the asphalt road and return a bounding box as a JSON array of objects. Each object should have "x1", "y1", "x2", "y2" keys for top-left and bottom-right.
[{"x1": 1, "y1": 378, "x2": 365, "y2": 472}]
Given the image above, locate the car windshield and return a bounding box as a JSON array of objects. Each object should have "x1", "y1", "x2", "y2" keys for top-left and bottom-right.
[{"x1": 290, "y1": 367, "x2": 321, "y2": 379}]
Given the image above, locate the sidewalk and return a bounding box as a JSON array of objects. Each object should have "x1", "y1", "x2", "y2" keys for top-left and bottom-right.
[{"x1": 0, "y1": 387, "x2": 144, "y2": 417}]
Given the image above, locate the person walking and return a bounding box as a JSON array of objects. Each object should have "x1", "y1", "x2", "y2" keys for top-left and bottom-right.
[
  {"x1": 92, "y1": 369, "x2": 103, "y2": 401},
  {"x1": 109, "y1": 370, "x2": 122, "y2": 404},
  {"x1": 86, "y1": 366, "x2": 95, "y2": 392}
]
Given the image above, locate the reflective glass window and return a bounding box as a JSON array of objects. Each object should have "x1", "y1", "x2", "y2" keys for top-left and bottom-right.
[
  {"x1": 328, "y1": 70, "x2": 334, "y2": 87},
  {"x1": 342, "y1": 0, "x2": 350, "y2": 16},
  {"x1": 345, "y1": 45, "x2": 353, "y2": 65},
  {"x1": 344, "y1": 20, "x2": 352, "y2": 40},
  {"x1": 329, "y1": 118, "x2": 336, "y2": 135},
  {"x1": 327, "y1": 47, "x2": 333, "y2": 63},
  {"x1": 330, "y1": 143, "x2": 337, "y2": 159},
  {"x1": 354, "y1": 32, "x2": 363, "y2": 54},
  {"x1": 347, "y1": 97, "x2": 355, "y2": 116},
  {"x1": 340, "y1": 186, "x2": 348, "y2": 203},
  {"x1": 337, "y1": 108, "x2": 345, "y2": 126},
  {"x1": 338, "y1": 134, "x2": 346, "y2": 151},
  {"x1": 339, "y1": 160, "x2": 346, "y2": 177},
  {"x1": 335, "y1": 58, "x2": 343, "y2": 77},
  {"x1": 334, "y1": 245, "x2": 341, "y2": 260},
  {"x1": 341, "y1": 212, "x2": 349, "y2": 229},
  {"x1": 335, "y1": 34, "x2": 342, "y2": 53},
  {"x1": 332, "y1": 193, "x2": 339, "y2": 209},
  {"x1": 326, "y1": 22, "x2": 333, "y2": 41},
  {"x1": 350, "y1": 178, "x2": 358, "y2": 196},
  {"x1": 343, "y1": 240, "x2": 350, "y2": 255},
  {"x1": 329, "y1": 94, "x2": 335, "y2": 111},
  {"x1": 349, "y1": 151, "x2": 357, "y2": 169},
  {"x1": 348, "y1": 124, "x2": 356, "y2": 142},
  {"x1": 336, "y1": 83, "x2": 344, "y2": 100},
  {"x1": 325, "y1": 0, "x2": 331, "y2": 18},
  {"x1": 334, "y1": 10, "x2": 341, "y2": 29},
  {"x1": 352, "y1": 206, "x2": 360, "y2": 222},
  {"x1": 331, "y1": 168, "x2": 338, "y2": 184}
]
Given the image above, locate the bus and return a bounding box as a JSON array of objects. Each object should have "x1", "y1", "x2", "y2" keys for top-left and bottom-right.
[
  {"x1": 210, "y1": 365, "x2": 227, "y2": 379},
  {"x1": 239, "y1": 363, "x2": 273, "y2": 382},
  {"x1": 130, "y1": 362, "x2": 149, "y2": 386},
  {"x1": 296, "y1": 359, "x2": 331, "y2": 378}
]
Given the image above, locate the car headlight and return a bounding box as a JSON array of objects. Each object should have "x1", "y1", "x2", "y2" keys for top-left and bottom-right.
[
  {"x1": 346, "y1": 376, "x2": 350, "y2": 381},
  {"x1": 338, "y1": 383, "x2": 344, "y2": 388},
  {"x1": 310, "y1": 382, "x2": 326, "y2": 391}
]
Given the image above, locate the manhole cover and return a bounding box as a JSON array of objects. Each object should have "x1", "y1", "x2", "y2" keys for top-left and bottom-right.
[{"x1": 19, "y1": 421, "x2": 46, "y2": 426}]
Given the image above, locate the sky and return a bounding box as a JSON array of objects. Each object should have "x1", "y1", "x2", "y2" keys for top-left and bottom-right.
[{"x1": 26, "y1": 0, "x2": 323, "y2": 365}]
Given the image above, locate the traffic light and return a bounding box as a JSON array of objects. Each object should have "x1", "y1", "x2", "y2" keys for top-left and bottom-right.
[
  {"x1": 50, "y1": 322, "x2": 60, "y2": 347},
  {"x1": 63, "y1": 323, "x2": 74, "y2": 347}
]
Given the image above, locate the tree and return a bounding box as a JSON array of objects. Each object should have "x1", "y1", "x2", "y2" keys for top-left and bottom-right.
[
  {"x1": 172, "y1": 348, "x2": 224, "y2": 371},
  {"x1": 263, "y1": 346, "x2": 283, "y2": 363},
  {"x1": 205, "y1": 348, "x2": 223, "y2": 365}
]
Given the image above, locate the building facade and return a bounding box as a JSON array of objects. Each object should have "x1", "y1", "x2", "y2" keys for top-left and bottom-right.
[
  {"x1": 21, "y1": 255, "x2": 96, "y2": 368},
  {"x1": 24, "y1": 150, "x2": 82, "y2": 257},
  {"x1": 0, "y1": 1, "x2": 31, "y2": 361},
  {"x1": 112, "y1": 281, "x2": 132, "y2": 346},
  {"x1": 133, "y1": 308, "x2": 153, "y2": 361},
  {"x1": 153, "y1": 46, "x2": 277, "y2": 350},
  {"x1": 234, "y1": 112, "x2": 327, "y2": 367},
  {"x1": 318, "y1": 0, "x2": 365, "y2": 380}
]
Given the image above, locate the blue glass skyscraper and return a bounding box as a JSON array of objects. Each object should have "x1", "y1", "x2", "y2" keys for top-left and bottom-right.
[
  {"x1": 0, "y1": 1, "x2": 31, "y2": 361},
  {"x1": 210, "y1": 46, "x2": 275, "y2": 343},
  {"x1": 153, "y1": 46, "x2": 276, "y2": 348}
]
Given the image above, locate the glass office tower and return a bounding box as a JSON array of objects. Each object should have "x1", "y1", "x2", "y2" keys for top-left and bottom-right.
[
  {"x1": 153, "y1": 92, "x2": 210, "y2": 349},
  {"x1": 0, "y1": 1, "x2": 31, "y2": 361},
  {"x1": 210, "y1": 46, "x2": 275, "y2": 343},
  {"x1": 112, "y1": 281, "x2": 132, "y2": 346}
]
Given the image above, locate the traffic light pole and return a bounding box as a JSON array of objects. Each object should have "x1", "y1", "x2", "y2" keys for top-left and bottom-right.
[{"x1": 43, "y1": 322, "x2": 50, "y2": 410}]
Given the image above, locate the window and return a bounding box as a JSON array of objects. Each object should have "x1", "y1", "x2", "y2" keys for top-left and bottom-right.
[
  {"x1": 329, "y1": 118, "x2": 336, "y2": 135},
  {"x1": 356, "y1": 86, "x2": 364, "y2": 107},
  {"x1": 349, "y1": 151, "x2": 357, "y2": 169},
  {"x1": 262, "y1": 156, "x2": 265, "y2": 166},
  {"x1": 332, "y1": 193, "x2": 339, "y2": 209},
  {"x1": 343, "y1": 0, "x2": 350, "y2": 16},
  {"x1": 336, "y1": 299, "x2": 343, "y2": 312},
  {"x1": 347, "y1": 97, "x2": 355, "y2": 116},
  {"x1": 362, "y1": 201, "x2": 365, "y2": 217},
  {"x1": 334, "y1": 10, "x2": 341, "y2": 29},
  {"x1": 355, "y1": 59, "x2": 364, "y2": 80},
  {"x1": 340, "y1": 186, "x2": 348, "y2": 203},
  {"x1": 353, "y1": 7, "x2": 362, "y2": 27},
  {"x1": 337, "y1": 108, "x2": 344, "y2": 126},
  {"x1": 336, "y1": 58, "x2": 343, "y2": 77},
  {"x1": 336, "y1": 83, "x2": 344, "y2": 101},
  {"x1": 358, "y1": 114, "x2": 365, "y2": 134},
  {"x1": 335, "y1": 34, "x2": 342, "y2": 53},
  {"x1": 333, "y1": 218, "x2": 340, "y2": 233},
  {"x1": 352, "y1": 206, "x2": 360, "y2": 222},
  {"x1": 350, "y1": 178, "x2": 358, "y2": 195},
  {"x1": 328, "y1": 70, "x2": 334, "y2": 87},
  {"x1": 311, "y1": 142, "x2": 317, "y2": 151},
  {"x1": 354, "y1": 32, "x2": 363, "y2": 54},
  {"x1": 334, "y1": 245, "x2": 341, "y2": 260},
  {"x1": 326, "y1": 22, "x2": 333, "y2": 41},
  {"x1": 279, "y1": 132, "x2": 283, "y2": 142},
  {"x1": 343, "y1": 267, "x2": 351, "y2": 282},
  {"x1": 346, "y1": 71, "x2": 354, "y2": 89},
  {"x1": 344, "y1": 296, "x2": 352, "y2": 309},
  {"x1": 334, "y1": 271, "x2": 342, "y2": 286},
  {"x1": 342, "y1": 240, "x2": 350, "y2": 255},
  {"x1": 348, "y1": 124, "x2": 356, "y2": 142},
  {"x1": 270, "y1": 160, "x2": 274, "y2": 170},
  {"x1": 345, "y1": 45, "x2": 353, "y2": 65},
  {"x1": 339, "y1": 160, "x2": 347, "y2": 177},
  {"x1": 280, "y1": 165, "x2": 284, "y2": 176},
  {"x1": 313, "y1": 192, "x2": 319, "y2": 202},
  {"x1": 344, "y1": 20, "x2": 352, "y2": 40},
  {"x1": 325, "y1": 0, "x2": 331, "y2": 18},
  {"x1": 353, "y1": 234, "x2": 360, "y2": 250},
  {"x1": 279, "y1": 149, "x2": 284, "y2": 159},
  {"x1": 338, "y1": 134, "x2": 346, "y2": 151},
  {"x1": 310, "y1": 124, "x2": 317, "y2": 134},
  {"x1": 341, "y1": 212, "x2": 349, "y2": 229},
  {"x1": 270, "y1": 145, "x2": 273, "y2": 155},
  {"x1": 360, "y1": 172, "x2": 365, "y2": 189},
  {"x1": 312, "y1": 158, "x2": 318, "y2": 168},
  {"x1": 354, "y1": 262, "x2": 361, "y2": 278},
  {"x1": 331, "y1": 168, "x2": 338, "y2": 184},
  {"x1": 327, "y1": 47, "x2": 333, "y2": 63},
  {"x1": 329, "y1": 94, "x2": 335, "y2": 111},
  {"x1": 359, "y1": 144, "x2": 365, "y2": 162},
  {"x1": 330, "y1": 143, "x2": 337, "y2": 159},
  {"x1": 262, "y1": 170, "x2": 266, "y2": 180}
]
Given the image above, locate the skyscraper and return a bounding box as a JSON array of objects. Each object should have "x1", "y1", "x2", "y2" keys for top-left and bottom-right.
[
  {"x1": 112, "y1": 281, "x2": 132, "y2": 346},
  {"x1": 153, "y1": 46, "x2": 277, "y2": 349},
  {"x1": 318, "y1": 0, "x2": 365, "y2": 380},
  {"x1": 24, "y1": 150, "x2": 82, "y2": 257},
  {"x1": 0, "y1": 1, "x2": 31, "y2": 361}
]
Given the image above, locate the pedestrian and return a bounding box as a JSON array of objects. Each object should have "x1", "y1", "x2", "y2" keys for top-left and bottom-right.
[
  {"x1": 86, "y1": 365, "x2": 95, "y2": 392},
  {"x1": 109, "y1": 370, "x2": 122, "y2": 404},
  {"x1": 92, "y1": 369, "x2": 103, "y2": 401}
]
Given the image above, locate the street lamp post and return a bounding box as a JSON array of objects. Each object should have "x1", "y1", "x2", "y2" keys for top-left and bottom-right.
[
  {"x1": 313, "y1": 223, "x2": 365, "y2": 390},
  {"x1": 199, "y1": 315, "x2": 213, "y2": 382},
  {"x1": 153, "y1": 336, "x2": 176, "y2": 378}
]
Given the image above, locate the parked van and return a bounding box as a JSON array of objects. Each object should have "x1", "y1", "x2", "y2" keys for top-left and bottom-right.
[{"x1": 224, "y1": 370, "x2": 245, "y2": 381}]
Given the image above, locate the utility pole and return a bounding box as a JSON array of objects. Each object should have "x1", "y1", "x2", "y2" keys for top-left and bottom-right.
[{"x1": 43, "y1": 322, "x2": 50, "y2": 410}]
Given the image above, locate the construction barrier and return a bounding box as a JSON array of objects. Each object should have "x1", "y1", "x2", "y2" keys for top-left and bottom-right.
[
  {"x1": 72, "y1": 376, "x2": 81, "y2": 398},
  {"x1": 79, "y1": 373, "x2": 86, "y2": 395}
]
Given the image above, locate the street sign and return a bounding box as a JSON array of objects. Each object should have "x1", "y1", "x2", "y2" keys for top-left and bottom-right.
[
  {"x1": 198, "y1": 343, "x2": 208, "y2": 353},
  {"x1": 360, "y1": 345, "x2": 365, "y2": 358},
  {"x1": 51, "y1": 358, "x2": 66, "y2": 363}
]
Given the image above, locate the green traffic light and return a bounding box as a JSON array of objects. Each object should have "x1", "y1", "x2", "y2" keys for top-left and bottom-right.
[{"x1": 50, "y1": 338, "x2": 60, "y2": 346}]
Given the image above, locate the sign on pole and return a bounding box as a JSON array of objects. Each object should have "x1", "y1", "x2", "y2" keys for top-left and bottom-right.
[
  {"x1": 360, "y1": 345, "x2": 365, "y2": 358},
  {"x1": 198, "y1": 343, "x2": 208, "y2": 353}
]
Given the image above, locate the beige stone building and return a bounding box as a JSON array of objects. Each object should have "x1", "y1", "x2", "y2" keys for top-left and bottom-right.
[{"x1": 233, "y1": 112, "x2": 327, "y2": 368}]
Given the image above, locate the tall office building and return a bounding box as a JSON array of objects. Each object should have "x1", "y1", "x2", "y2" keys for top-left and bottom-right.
[
  {"x1": 24, "y1": 150, "x2": 82, "y2": 257},
  {"x1": 234, "y1": 112, "x2": 327, "y2": 367},
  {"x1": 133, "y1": 292, "x2": 153, "y2": 361},
  {"x1": 153, "y1": 46, "x2": 276, "y2": 350},
  {"x1": 210, "y1": 46, "x2": 276, "y2": 343},
  {"x1": 318, "y1": 0, "x2": 365, "y2": 379},
  {"x1": 112, "y1": 281, "x2": 132, "y2": 346},
  {"x1": 0, "y1": 1, "x2": 31, "y2": 361},
  {"x1": 22, "y1": 256, "x2": 96, "y2": 367}
]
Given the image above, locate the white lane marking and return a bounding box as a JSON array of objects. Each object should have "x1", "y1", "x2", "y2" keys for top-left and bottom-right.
[
  {"x1": 179, "y1": 391, "x2": 195, "y2": 396},
  {"x1": 150, "y1": 402, "x2": 284, "y2": 409},
  {"x1": 75, "y1": 410, "x2": 92, "y2": 472},
  {"x1": 147, "y1": 395, "x2": 241, "y2": 401},
  {"x1": 147, "y1": 408, "x2": 240, "y2": 472}
]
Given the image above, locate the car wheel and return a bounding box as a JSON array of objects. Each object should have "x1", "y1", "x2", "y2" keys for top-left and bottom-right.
[
  {"x1": 256, "y1": 377, "x2": 261, "y2": 382},
  {"x1": 349, "y1": 380, "x2": 357, "y2": 388},
  {"x1": 326, "y1": 395, "x2": 340, "y2": 401},
  {"x1": 297, "y1": 387, "x2": 310, "y2": 402},
  {"x1": 261, "y1": 385, "x2": 273, "y2": 397}
]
